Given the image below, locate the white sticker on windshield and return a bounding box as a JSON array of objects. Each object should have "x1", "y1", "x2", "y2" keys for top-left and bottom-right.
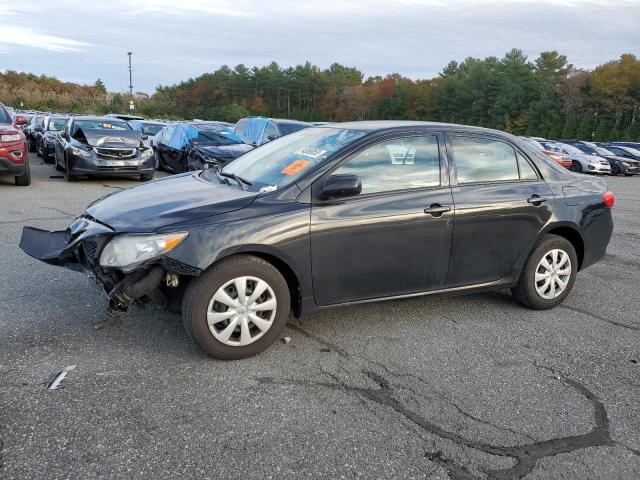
[
  {"x1": 259, "y1": 185, "x2": 278, "y2": 193},
  {"x1": 295, "y1": 146, "x2": 326, "y2": 158}
]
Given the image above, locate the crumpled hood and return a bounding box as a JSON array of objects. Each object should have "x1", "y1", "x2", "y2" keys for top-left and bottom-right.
[
  {"x1": 79, "y1": 128, "x2": 141, "y2": 148},
  {"x1": 193, "y1": 143, "x2": 254, "y2": 159},
  {"x1": 86, "y1": 172, "x2": 258, "y2": 232}
]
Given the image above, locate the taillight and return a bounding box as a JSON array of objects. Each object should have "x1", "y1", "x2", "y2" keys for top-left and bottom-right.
[{"x1": 603, "y1": 191, "x2": 615, "y2": 208}]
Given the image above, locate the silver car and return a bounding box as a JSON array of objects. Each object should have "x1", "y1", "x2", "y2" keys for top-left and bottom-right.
[{"x1": 540, "y1": 141, "x2": 611, "y2": 174}]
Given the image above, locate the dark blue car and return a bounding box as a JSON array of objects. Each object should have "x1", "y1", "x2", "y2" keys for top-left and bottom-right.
[{"x1": 155, "y1": 122, "x2": 253, "y2": 173}]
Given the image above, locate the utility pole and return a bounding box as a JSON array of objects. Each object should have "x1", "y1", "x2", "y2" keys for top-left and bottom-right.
[{"x1": 127, "y1": 51, "x2": 133, "y2": 96}]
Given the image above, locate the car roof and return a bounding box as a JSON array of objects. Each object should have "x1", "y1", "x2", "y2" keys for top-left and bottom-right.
[
  {"x1": 71, "y1": 116, "x2": 130, "y2": 121},
  {"x1": 317, "y1": 120, "x2": 513, "y2": 135}
]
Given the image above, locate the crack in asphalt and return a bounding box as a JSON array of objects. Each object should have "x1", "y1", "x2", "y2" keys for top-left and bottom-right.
[
  {"x1": 272, "y1": 324, "x2": 619, "y2": 479},
  {"x1": 257, "y1": 370, "x2": 613, "y2": 479},
  {"x1": 560, "y1": 304, "x2": 640, "y2": 331}
]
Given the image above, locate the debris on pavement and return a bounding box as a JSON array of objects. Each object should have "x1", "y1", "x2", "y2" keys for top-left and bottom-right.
[
  {"x1": 282, "y1": 336, "x2": 291, "y2": 345},
  {"x1": 47, "y1": 364, "x2": 76, "y2": 390}
]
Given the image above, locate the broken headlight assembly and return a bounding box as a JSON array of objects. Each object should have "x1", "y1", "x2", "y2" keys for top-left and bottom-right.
[{"x1": 99, "y1": 232, "x2": 188, "y2": 272}]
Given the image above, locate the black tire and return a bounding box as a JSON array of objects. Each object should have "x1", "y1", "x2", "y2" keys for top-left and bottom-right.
[
  {"x1": 36, "y1": 140, "x2": 42, "y2": 158},
  {"x1": 512, "y1": 234, "x2": 578, "y2": 310},
  {"x1": 14, "y1": 162, "x2": 31, "y2": 186},
  {"x1": 65, "y1": 156, "x2": 77, "y2": 182},
  {"x1": 570, "y1": 161, "x2": 582, "y2": 173},
  {"x1": 611, "y1": 164, "x2": 620, "y2": 176},
  {"x1": 140, "y1": 173, "x2": 154, "y2": 181},
  {"x1": 154, "y1": 151, "x2": 163, "y2": 171},
  {"x1": 182, "y1": 255, "x2": 291, "y2": 360},
  {"x1": 27, "y1": 137, "x2": 36, "y2": 153},
  {"x1": 54, "y1": 154, "x2": 64, "y2": 172}
]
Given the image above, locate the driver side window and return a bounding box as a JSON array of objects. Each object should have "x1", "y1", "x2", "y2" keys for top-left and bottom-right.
[{"x1": 332, "y1": 135, "x2": 441, "y2": 195}]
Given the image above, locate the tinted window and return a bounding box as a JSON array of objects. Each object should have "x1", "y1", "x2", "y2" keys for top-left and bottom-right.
[
  {"x1": 333, "y1": 135, "x2": 440, "y2": 195},
  {"x1": 452, "y1": 136, "x2": 519, "y2": 183},
  {"x1": 0, "y1": 104, "x2": 12, "y2": 124}
]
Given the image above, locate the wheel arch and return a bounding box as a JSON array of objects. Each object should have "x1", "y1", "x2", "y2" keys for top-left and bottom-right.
[
  {"x1": 543, "y1": 223, "x2": 585, "y2": 270},
  {"x1": 210, "y1": 245, "x2": 305, "y2": 318}
]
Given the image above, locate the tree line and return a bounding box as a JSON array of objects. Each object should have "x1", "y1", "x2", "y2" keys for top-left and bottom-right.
[{"x1": 2, "y1": 49, "x2": 639, "y2": 141}]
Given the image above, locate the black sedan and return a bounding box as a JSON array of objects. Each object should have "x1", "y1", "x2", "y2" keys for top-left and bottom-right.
[
  {"x1": 155, "y1": 122, "x2": 253, "y2": 173},
  {"x1": 20, "y1": 121, "x2": 614, "y2": 360},
  {"x1": 53, "y1": 116, "x2": 155, "y2": 181},
  {"x1": 604, "y1": 144, "x2": 640, "y2": 162},
  {"x1": 37, "y1": 115, "x2": 68, "y2": 162},
  {"x1": 25, "y1": 115, "x2": 44, "y2": 153}
]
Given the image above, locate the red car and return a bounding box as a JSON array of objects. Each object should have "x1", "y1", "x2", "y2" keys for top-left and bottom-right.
[
  {"x1": 523, "y1": 137, "x2": 572, "y2": 169},
  {"x1": 0, "y1": 103, "x2": 30, "y2": 186}
]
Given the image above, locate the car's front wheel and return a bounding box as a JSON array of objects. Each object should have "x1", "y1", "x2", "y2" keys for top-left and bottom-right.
[
  {"x1": 512, "y1": 234, "x2": 578, "y2": 310},
  {"x1": 182, "y1": 255, "x2": 291, "y2": 360}
]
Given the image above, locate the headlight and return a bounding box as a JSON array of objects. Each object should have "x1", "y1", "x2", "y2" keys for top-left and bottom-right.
[
  {"x1": 1, "y1": 134, "x2": 21, "y2": 142},
  {"x1": 99, "y1": 232, "x2": 188, "y2": 272},
  {"x1": 71, "y1": 146, "x2": 92, "y2": 157},
  {"x1": 141, "y1": 148, "x2": 154, "y2": 158}
]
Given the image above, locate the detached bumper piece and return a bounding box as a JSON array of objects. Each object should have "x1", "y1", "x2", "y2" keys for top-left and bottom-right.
[{"x1": 19, "y1": 227, "x2": 69, "y2": 266}]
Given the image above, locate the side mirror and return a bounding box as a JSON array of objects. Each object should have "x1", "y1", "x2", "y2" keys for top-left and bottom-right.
[
  {"x1": 15, "y1": 115, "x2": 28, "y2": 126},
  {"x1": 141, "y1": 134, "x2": 148, "y2": 140},
  {"x1": 321, "y1": 174, "x2": 362, "y2": 199},
  {"x1": 267, "y1": 134, "x2": 278, "y2": 141}
]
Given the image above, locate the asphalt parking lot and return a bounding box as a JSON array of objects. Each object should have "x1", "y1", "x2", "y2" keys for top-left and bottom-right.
[{"x1": 1, "y1": 153, "x2": 639, "y2": 480}]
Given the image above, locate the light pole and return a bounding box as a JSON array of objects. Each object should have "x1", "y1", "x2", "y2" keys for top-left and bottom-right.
[{"x1": 127, "y1": 51, "x2": 133, "y2": 96}]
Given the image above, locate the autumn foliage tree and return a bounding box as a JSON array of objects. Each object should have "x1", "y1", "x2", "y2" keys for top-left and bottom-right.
[{"x1": 2, "y1": 51, "x2": 640, "y2": 141}]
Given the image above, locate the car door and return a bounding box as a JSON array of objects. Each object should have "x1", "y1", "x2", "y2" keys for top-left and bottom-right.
[
  {"x1": 157, "y1": 125, "x2": 175, "y2": 170},
  {"x1": 310, "y1": 132, "x2": 454, "y2": 305},
  {"x1": 445, "y1": 134, "x2": 554, "y2": 287}
]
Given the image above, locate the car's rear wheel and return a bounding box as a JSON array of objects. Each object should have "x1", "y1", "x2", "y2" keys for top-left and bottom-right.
[
  {"x1": 570, "y1": 161, "x2": 582, "y2": 173},
  {"x1": 182, "y1": 255, "x2": 291, "y2": 360},
  {"x1": 14, "y1": 161, "x2": 31, "y2": 186},
  {"x1": 512, "y1": 234, "x2": 577, "y2": 310}
]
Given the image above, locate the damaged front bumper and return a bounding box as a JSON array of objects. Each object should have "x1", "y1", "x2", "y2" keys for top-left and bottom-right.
[{"x1": 19, "y1": 216, "x2": 200, "y2": 312}]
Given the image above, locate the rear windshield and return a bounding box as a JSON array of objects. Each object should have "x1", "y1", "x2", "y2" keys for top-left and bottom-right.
[{"x1": 141, "y1": 123, "x2": 164, "y2": 135}]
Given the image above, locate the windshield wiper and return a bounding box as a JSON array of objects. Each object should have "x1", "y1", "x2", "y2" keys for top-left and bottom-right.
[{"x1": 218, "y1": 170, "x2": 252, "y2": 191}]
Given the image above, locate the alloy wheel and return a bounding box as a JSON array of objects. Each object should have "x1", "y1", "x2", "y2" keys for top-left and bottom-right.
[
  {"x1": 206, "y1": 276, "x2": 277, "y2": 346},
  {"x1": 534, "y1": 249, "x2": 572, "y2": 300}
]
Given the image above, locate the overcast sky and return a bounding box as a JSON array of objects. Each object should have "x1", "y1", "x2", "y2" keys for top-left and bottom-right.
[{"x1": 1, "y1": 0, "x2": 638, "y2": 93}]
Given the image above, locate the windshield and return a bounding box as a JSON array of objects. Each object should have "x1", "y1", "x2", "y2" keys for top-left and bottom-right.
[
  {"x1": 194, "y1": 125, "x2": 241, "y2": 146},
  {"x1": 558, "y1": 144, "x2": 583, "y2": 155},
  {"x1": 206, "y1": 127, "x2": 368, "y2": 192},
  {"x1": 593, "y1": 146, "x2": 614, "y2": 156},
  {"x1": 74, "y1": 119, "x2": 130, "y2": 132},
  {"x1": 141, "y1": 123, "x2": 164, "y2": 135},
  {"x1": 621, "y1": 146, "x2": 640, "y2": 156},
  {"x1": 47, "y1": 118, "x2": 68, "y2": 131}
]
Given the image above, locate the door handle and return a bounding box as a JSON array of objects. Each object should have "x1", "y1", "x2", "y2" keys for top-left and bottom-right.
[
  {"x1": 527, "y1": 195, "x2": 548, "y2": 205},
  {"x1": 424, "y1": 204, "x2": 451, "y2": 217}
]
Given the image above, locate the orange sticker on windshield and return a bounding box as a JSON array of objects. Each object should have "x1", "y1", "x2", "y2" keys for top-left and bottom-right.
[{"x1": 281, "y1": 159, "x2": 311, "y2": 176}]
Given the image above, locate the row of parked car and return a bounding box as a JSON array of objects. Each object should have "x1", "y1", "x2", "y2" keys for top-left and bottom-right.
[
  {"x1": 522, "y1": 136, "x2": 640, "y2": 176},
  {"x1": 17, "y1": 111, "x2": 311, "y2": 182},
  {"x1": 5, "y1": 102, "x2": 640, "y2": 186}
]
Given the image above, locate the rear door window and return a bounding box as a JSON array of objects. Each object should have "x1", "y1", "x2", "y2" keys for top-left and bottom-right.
[{"x1": 451, "y1": 136, "x2": 521, "y2": 184}]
